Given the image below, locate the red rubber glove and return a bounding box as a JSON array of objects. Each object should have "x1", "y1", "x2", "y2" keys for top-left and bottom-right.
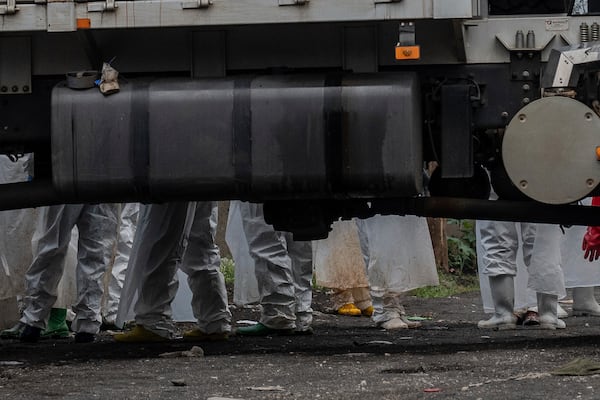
[{"x1": 583, "y1": 197, "x2": 600, "y2": 261}]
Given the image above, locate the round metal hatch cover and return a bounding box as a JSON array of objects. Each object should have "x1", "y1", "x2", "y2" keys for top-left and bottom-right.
[{"x1": 502, "y1": 96, "x2": 600, "y2": 204}]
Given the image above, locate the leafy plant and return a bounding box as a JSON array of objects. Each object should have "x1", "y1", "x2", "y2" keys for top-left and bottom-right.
[
  {"x1": 220, "y1": 257, "x2": 235, "y2": 285},
  {"x1": 447, "y1": 219, "x2": 477, "y2": 275}
]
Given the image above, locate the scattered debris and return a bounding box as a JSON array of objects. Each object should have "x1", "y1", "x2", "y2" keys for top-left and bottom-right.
[
  {"x1": 365, "y1": 340, "x2": 393, "y2": 345},
  {"x1": 247, "y1": 385, "x2": 284, "y2": 392},
  {"x1": 461, "y1": 371, "x2": 551, "y2": 391},
  {"x1": 0, "y1": 361, "x2": 24, "y2": 366},
  {"x1": 170, "y1": 379, "x2": 187, "y2": 387},
  {"x1": 406, "y1": 316, "x2": 431, "y2": 321},
  {"x1": 236, "y1": 320, "x2": 258, "y2": 326},
  {"x1": 159, "y1": 346, "x2": 204, "y2": 358},
  {"x1": 207, "y1": 397, "x2": 245, "y2": 400},
  {"x1": 99, "y1": 62, "x2": 120, "y2": 95},
  {"x1": 421, "y1": 326, "x2": 449, "y2": 330},
  {"x1": 353, "y1": 340, "x2": 393, "y2": 346},
  {"x1": 551, "y1": 358, "x2": 600, "y2": 376}
]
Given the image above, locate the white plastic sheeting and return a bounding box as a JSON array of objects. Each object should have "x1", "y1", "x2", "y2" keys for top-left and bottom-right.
[
  {"x1": 356, "y1": 215, "x2": 439, "y2": 294},
  {"x1": 313, "y1": 219, "x2": 368, "y2": 291}
]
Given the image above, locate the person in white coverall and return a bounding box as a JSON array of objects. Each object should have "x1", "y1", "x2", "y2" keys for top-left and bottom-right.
[
  {"x1": 356, "y1": 215, "x2": 439, "y2": 330},
  {"x1": 477, "y1": 221, "x2": 566, "y2": 330},
  {"x1": 101, "y1": 203, "x2": 139, "y2": 329},
  {"x1": 20, "y1": 204, "x2": 119, "y2": 343},
  {"x1": 561, "y1": 198, "x2": 600, "y2": 317},
  {"x1": 114, "y1": 201, "x2": 231, "y2": 342},
  {"x1": 234, "y1": 201, "x2": 313, "y2": 336}
]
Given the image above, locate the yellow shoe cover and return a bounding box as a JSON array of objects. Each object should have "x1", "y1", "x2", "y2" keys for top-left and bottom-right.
[
  {"x1": 113, "y1": 325, "x2": 169, "y2": 343},
  {"x1": 183, "y1": 329, "x2": 229, "y2": 342},
  {"x1": 337, "y1": 303, "x2": 362, "y2": 317},
  {"x1": 361, "y1": 306, "x2": 374, "y2": 317}
]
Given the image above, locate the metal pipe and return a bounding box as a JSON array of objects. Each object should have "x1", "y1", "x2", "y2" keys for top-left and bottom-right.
[
  {"x1": 0, "y1": 180, "x2": 63, "y2": 210},
  {"x1": 373, "y1": 197, "x2": 600, "y2": 227}
]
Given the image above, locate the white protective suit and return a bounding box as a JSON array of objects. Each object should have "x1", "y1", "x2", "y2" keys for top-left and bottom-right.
[
  {"x1": 479, "y1": 199, "x2": 599, "y2": 316},
  {"x1": 20, "y1": 204, "x2": 119, "y2": 334},
  {"x1": 356, "y1": 215, "x2": 439, "y2": 326},
  {"x1": 116, "y1": 201, "x2": 231, "y2": 338},
  {"x1": 477, "y1": 221, "x2": 566, "y2": 306},
  {"x1": 561, "y1": 198, "x2": 600, "y2": 288},
  {"x1": 235, "y1": 201, "x2": 313, "y2": 331},
  {"x1": 101, "y1": 203, "x2": 139, "y2": 325}
]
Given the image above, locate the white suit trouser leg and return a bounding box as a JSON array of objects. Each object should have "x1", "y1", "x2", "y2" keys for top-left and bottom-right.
[
  {"x1": 238, "y1": 202, "x2": 297, "y2": 330},
  {"x1": 479, "y1": 220, "x2": 536, "y2": 277},
  {"x1": 182, "y1": 202, "x2": 231, "y2": 334},
  {"x1": 356, "y1": 217, "x2": 406, "y2": 325},
  {"x1": 288, "y1": 238, "x2": 313, "y2": 331},
  {"x1": 103, "y1": 203, "x2": 139, "y2": 324},
  {"x1": 21, "y1": 204, "x2": 119, "y2": 334},
  {"x1": 133, "y1": 202, "x2": 230, "y2": 337}
]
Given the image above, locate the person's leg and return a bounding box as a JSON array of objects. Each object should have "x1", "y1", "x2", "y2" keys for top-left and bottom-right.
[
  {"x1": 355, "y1": 217, "x2": 421, "y2": 330},
  {"x1": 572, "y1": 287, "x2": 600, "y2": 316},
  {"x1": 103, "y1": 203, "x2": 139, "y2": 327},
  {"x1": 351, "y1": 287, "x2": 373, "y2": 316},
  {"x1": 526, "y1": 224, "x2": 566, "y2": 329},
  {"x1": 115, "y1": 202, "x2": 189, "y2": 342},
  {"x1": 237, "y1": 202, "x2": 296, "y2": 334},
  {"x1": 180, "y1": 201, "x2": 231, "y2": 340},
  {"x1": 477, "y1": 220, "x2": 519, "y2": 329},
  {"x1": 20, "y1": 205, "x2": 80, "y2": 341},
  {"x1": 333, "y1": 289, "x2": 362, "y2": 316},
  {"x1": 72, "y1": 203, "x2": 119, "y2": 342},
  {"x1": 287, "y1": 237, "x2": 313, "y2": 333}
]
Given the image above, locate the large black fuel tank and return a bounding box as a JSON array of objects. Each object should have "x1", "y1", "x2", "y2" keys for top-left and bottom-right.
[{"x1": 51, "y1": 73, "x2": 422, "y2": 202}]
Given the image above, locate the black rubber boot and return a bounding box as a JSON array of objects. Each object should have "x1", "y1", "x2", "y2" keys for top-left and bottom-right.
[{"x1": 20, "y1": 325, "x2": 42, "y2": 343}]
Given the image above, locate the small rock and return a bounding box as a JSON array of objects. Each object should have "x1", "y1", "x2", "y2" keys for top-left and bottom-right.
[
  {"x1": 159, "y1": 346, "x2": 204, "y2": 358},
  {"x1": 170, "y1": 379, "x2": 187, "y2": 387}
]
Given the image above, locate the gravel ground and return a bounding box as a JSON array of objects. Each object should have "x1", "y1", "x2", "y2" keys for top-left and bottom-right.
[{"x1": 2, "y1": 289, "x2": 600, "y2": 399}]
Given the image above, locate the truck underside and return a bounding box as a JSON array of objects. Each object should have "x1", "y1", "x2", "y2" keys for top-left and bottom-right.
[{"x1": 2, "y1": 0, "x2": 600, "y2": 238}]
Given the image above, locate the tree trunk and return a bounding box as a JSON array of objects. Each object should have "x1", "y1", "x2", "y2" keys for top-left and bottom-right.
[{"x1": 427, "y1": 217, "x2": 449, "y2": 272}]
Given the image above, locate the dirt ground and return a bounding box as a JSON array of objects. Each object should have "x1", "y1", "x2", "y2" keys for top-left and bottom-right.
[{"x1": 2, "y1": 288, "x2": 600, "y2": 399}]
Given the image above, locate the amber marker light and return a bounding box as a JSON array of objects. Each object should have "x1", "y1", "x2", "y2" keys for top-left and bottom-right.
[
  {"x1": 395, "y1": 45, "x2": 420, "y2": 60},
  {"x1": 77, "y1": 18, "x2": 91, "y2": 29}
]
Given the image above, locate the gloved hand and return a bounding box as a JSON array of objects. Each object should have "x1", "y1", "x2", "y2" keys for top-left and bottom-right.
[
  {"x1": 583, "y1": 226, "x2": 600, "y2": 261},
  {"x1": 583, "y1": 197, "x2": 600, "y2": 261}
]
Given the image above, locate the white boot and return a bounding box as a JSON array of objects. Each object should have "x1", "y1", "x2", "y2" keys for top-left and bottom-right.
[
  {"x1": 572, "y1": 287, "x2": 600, "y2": 316},
  {"x1": 478, "y1": 275, "x2": 517, "y2": 330},
  {"x1": 537, "y1": 292, "x2": 566, "y2": 330}
]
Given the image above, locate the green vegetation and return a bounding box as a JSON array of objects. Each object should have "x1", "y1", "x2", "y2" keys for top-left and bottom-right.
[
  {"x1": 220, "y1": 257, "x2": 235, "y2": 285},
  {"x1": 412, "y1": 218, "x2": 479, "y2": 298},
  {"x1": 447, "y1": 219, "x2": 477, "y2": 275},
  {"x1": 411, "y1": 269, "x2": 479, "y2": 298}
]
